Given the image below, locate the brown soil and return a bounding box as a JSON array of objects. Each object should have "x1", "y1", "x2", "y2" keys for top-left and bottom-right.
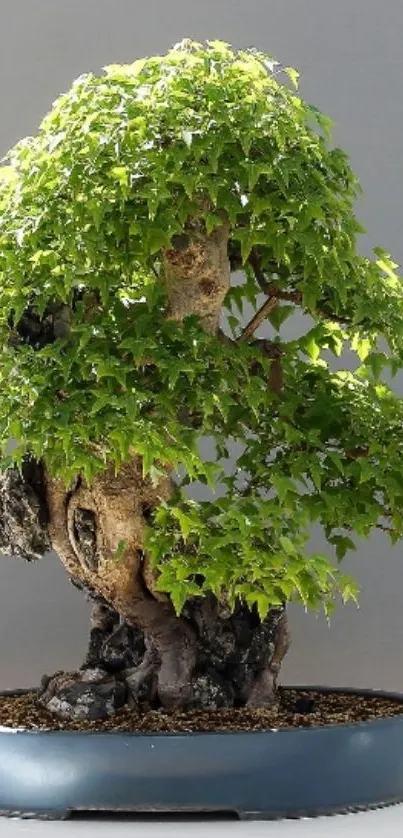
[{"x1": 1, "y1": 688, "x2": 403, "y2": 733}]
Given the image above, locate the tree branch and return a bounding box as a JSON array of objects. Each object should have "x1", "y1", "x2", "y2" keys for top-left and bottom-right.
[
  {"x1": 248, "y1": 249, "x2": 353, "y2": 327},
  {"x1": 238, "y1": 295, "x2": 279, "y2": 343},
  {"x1": 375, "y1": 522, "x2": 396, "y2": 535}
]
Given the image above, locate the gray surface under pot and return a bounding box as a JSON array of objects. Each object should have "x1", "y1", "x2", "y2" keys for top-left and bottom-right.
[{"x1": 1, "y1": 687, "x2": 403, "y2": 821}]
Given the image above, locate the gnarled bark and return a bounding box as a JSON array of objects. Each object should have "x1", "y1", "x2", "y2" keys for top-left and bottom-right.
[
  {"x1": 0, "y1": 457, "x2": 50, "y2": 561},
  {"x1": 45, "y1": 460, "x2": 197, "y2": 709}
]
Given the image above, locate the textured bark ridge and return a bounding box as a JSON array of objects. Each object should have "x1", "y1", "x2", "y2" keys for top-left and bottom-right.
[
  {"x1": 1, "y1": 218, "x2": 291, "y2": 720},
  {"x1": 162, "y1": 215, "x2": 231, "y2": 334}
]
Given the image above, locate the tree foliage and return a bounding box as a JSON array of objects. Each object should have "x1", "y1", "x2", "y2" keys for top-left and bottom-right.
[{"x1": 1, "y1": 39, "x2": 403, "y2": 617}]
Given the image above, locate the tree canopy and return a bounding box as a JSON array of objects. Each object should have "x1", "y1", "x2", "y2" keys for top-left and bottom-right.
[{"x1": 1, "y1": 38, "x2": 403, "y2": 618}]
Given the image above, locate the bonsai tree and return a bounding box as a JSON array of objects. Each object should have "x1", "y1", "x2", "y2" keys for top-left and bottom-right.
[{"x1": 0, "y1": 38, "x2": 402, "y2": 719}]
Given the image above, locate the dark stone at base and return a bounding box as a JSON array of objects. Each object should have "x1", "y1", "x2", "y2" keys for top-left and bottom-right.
[
  {"x1": 39, "y1": 670, "x2": 127, "y2": 721},
  {"x1": 102, "y1": 624, "x2": 145, "y2": 673},
  {"x1": 191, "y1": 673, "x2": 234, "y2": 709}
]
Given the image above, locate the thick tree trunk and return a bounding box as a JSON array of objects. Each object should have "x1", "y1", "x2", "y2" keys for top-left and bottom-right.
[
  {"x1": 45, "y1": 459, "x2": 198, "y2": 710},
  {"x1": 1, "y1": 216, "x2": 292, "y2": 719}
]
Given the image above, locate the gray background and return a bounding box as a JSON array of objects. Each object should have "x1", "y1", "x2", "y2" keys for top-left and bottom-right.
[{"x1": 0, "y1": 0, "x2": 402, "y2": 700}]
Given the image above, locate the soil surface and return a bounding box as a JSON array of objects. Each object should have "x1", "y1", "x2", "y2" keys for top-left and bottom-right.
[{"x1": 1, "y1": 688, "x2": 403, "y2": 732}]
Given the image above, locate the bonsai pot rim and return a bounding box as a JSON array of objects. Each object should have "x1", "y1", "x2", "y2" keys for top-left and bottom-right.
[{"x1": 1, "y1": 685, "x2": 403, "y2": 821}]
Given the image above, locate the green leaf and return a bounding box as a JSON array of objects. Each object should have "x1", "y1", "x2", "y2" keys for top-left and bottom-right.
[
  {"x1": 172, "y1": 509, "x2": 194, "y2": 540},
  {"x1": 0, "y1": 165, "x2": 17, "y2": 184},
  {"x1": 339, "y1": 574, "x2": 360, "y2": 605},
  {"x1": 323, "y1": 600, "x2": 338, "y2": 621},
  {"x1": 169, "y1": 586, "x2": 187, "y2": 616},
  {"x1": 227, "y1": 314, "x2": 240, "y2": 337},
  {"x1": 367, "y1": 352, "x2": 388, "y2": 380},
  {"x1": 329, "y1": 535, "x2": 356, "y2": 562},
  {"x1": 306, "y1": 104, "x2": 334, "y2": 141},
  {"x1": 202, "y1": 461, "x2": 221, "y2": 490},
  {"x1": 302, "y1": 285, "x2": 319, "y2": 312},
  {"x1": 305, "y1": 335, "x2": 321, "y2": 362},
  {"x1": 90, "y1": 393, "x2": 111, "y2": 415},
  {"x1": 310, "y1": 460, "x2": 322, "y2": 490},
  {"x1": 205, "y1": 212, "x2": 222, "y2": 234},
  {"x1": 327, "y1": 452, "x2": 345, "y2": 475},
  {"x1": 284, "y1": 66, "x2": 299, "y2": 89},
  {"x1": 109, "y1": 166, "x2": 129, "y2": 187},
  {"x1": 351, "y1": 333, "x2": 371, "y2": 362},
  {"x1": 142, "y1": 447, "x2": 154, "y2": 478},
  {"x1": 268, "y1": 304, "x2": 294, "y2": 331},
  {"x1": 240, "y1": 234, "x2": 254, "y2": 264},
  {"x1": 358, "y1": 458, "x2": 373, "y2": 483},
  {"x1": 373, "y1": 247, "x2": 399, "y2": 281},
  {"x1": 272, "y1": 475, "x2": 298, "y2": 503},
  {"x1": 181, "y1": 174, "x2": 198, "y2": 198},
  {"x1": 147, "y1": 227, "x2": 172, "y2": 254},
  {"x1": 228, "y1": 285, "x2": 244, "y2": 315},
  {"x1": 255, "y1": 593, "x2": 271, "y2": 620},
  {"x1": 245, "y1": 162, "x2": 273, "y2": 190},
  {"x1": 279, "y1": 535, "x2": 297, "y2": 554}
]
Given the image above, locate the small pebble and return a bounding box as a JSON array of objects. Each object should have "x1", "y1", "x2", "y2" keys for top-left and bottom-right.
[{"x1": 295, "y1": 697, "x2": 316, "y2": 714}]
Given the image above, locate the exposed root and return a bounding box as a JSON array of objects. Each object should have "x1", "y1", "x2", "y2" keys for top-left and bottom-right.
[
  {"x1": 247, "y1": 612, "x2": 291, "y2": 708},
  {"x1": 156, "y1": 623, "x2": 197, "y2": 709},
  {"x1": 124, "y1": 640, "x2": 159, "y2": 708}
]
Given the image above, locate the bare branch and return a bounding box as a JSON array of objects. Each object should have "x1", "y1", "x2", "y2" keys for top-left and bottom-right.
[
  {"x1": 238, "y1": 295, "x2": 279, "y2": 343},
  {"x1": 248, "y1": 249, "x2": 272, "y2": 294}
]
